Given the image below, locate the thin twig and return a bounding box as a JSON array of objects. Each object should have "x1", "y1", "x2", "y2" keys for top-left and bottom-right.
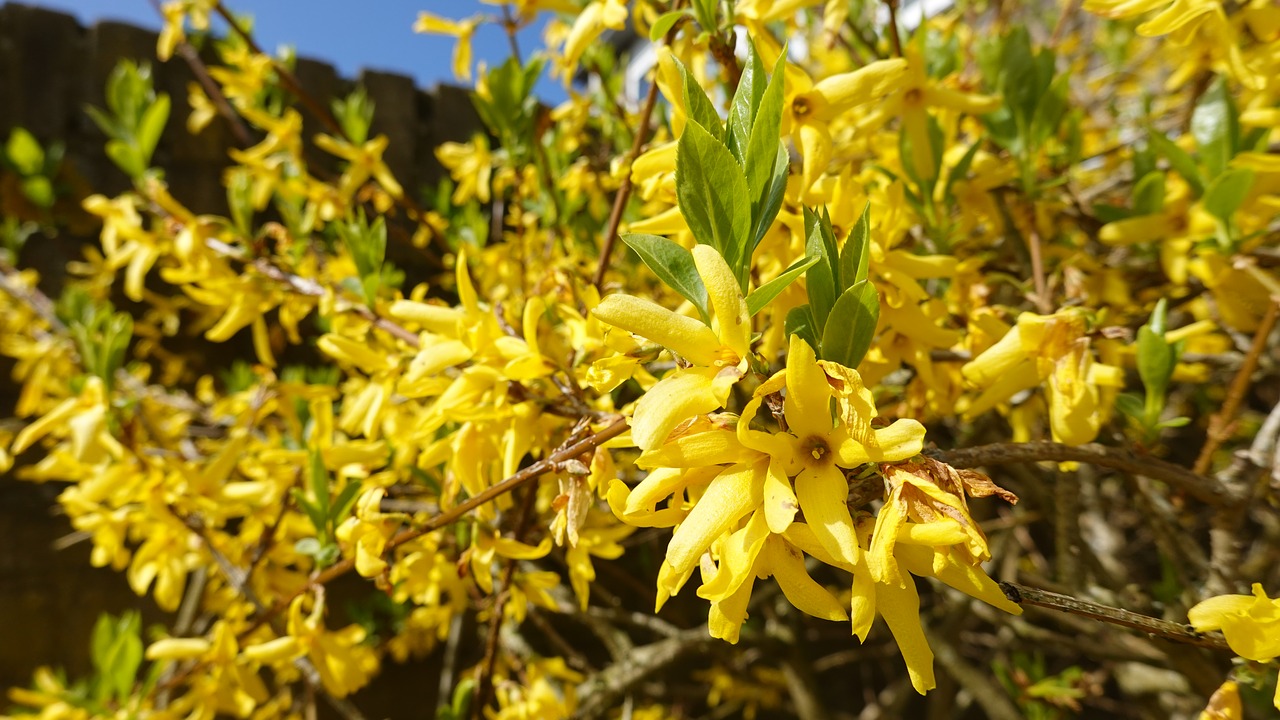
[
  {"x1": 997, "y1": 581, "x2": 1231, "y2": 652},
  {"x1": 931, "y1": 441, "x2": 1234, "y2": 505},
  {"x1": 239, "y1": 416, "x2": 627, "y2": 638},
  {"x1": 592, "y1": 4, "x2": 682, "y2": 289},
  {"x1": 1194, "y1": 297, "x2": 1280, "y2": 475},
  {"x1": 883, "y1": 0, "x2": 904, "y2": 58},
  {"x1": 475, "y1": 482, "x2": 541, "y2": 717}
]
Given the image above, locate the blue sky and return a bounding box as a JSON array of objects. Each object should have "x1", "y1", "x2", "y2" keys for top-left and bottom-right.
[{"x1": 27, "y1": 0, "x2": 564, "y2": 100}]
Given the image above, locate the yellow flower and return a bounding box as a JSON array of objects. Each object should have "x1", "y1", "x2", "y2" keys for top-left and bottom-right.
[
  {"x1": 739, "y1": 335, "x2": 926, "y2": 557},
  {"x1": 413, "y1": 12, "x2": 482, "y2": 81},
  {"x1": 593, "y1": 245, "x2": 750, "y2": 451},
  {"x1": 287, "y1": 596, "x2": 379, "y2": 698},
  {"x1": 1189, "y1": 583, "x2": 1280, "y2": 711},
  {"x1": 784, "y1": 59, "x2": 909, "y2": 191},
  {"x1": 962, "y1": 310, "x2": 1123, "y2": 446},
  {"x1": 314, "y1": 133, "x2": 404, "y2": 200},
  {"x1": 556, "y1": 0, "x2": 628, "y2": 83},
  {"x1": 435, "y1": 134, "x2": 493, "y2": 204}
]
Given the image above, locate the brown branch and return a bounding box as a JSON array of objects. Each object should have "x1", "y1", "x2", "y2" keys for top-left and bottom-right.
[
  {"x1": 213, "y1": 3, "x2": 346, "y2": 138},
  {"x1": 998, "y1": 581, "x2": 1231, "y2": 652},
  {"x1": 202, "y1": 237, "x2": 422, "y2": 347},
  {"x1": 884, "y1": 0, "x2": 904, "y2": 58},
  {"x1": 475, "y1": 481, "x2": 541, "y2": 717},
  {"x1": 177, "y1": 43, "x2": 254, "y2": 147},
  {"x1": 239, "y1": 415, "x2": 628, "y2": 639},
  {"x1": 592, "y1": 6, "x2": 682, "y2": 290},
  {"x1": 1194, "y1": 297, "x2": 1280, "y2": 475},
  {"x1": 930, "y1": 441, "x2": 1234, "y2": 505}
]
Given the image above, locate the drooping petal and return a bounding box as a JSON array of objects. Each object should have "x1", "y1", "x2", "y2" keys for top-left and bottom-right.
[
  {"x1": 876, "y1": 578, "x2": 936, "y2": 694},
  {"x1": 698, "y1": 510, "x2": 770, "y2": 602},
  {"x1": 630, "y1": 367, "x2": 724, "y2": 451},
  {"x1": 664, "y1": 461, "x2": 763, "y2": 575},
  {"x1": 897, "y1": 543, "x2": 1022, "y2": 615},
  {"x1": 594, "y1": 294, "x2": 721, "y2": 366},
  {"x1": 763, "y1": 460, "x2": 800, "y2": 533},
  {"x1": 811, "y1": 59, "x2": 909, "y2": 118},
  {"x1": 868, "y1": 419, "x2": 927, "y2": 462},
  {"x1": 692, "y1": 245, "x2": 751, "y2": 358},
  {"x1": 794, "y1": 464, "x2": 859, "y2": 566},
  {"x1": 637, "y1": 428, "x2": 751, "y2": 469},
  {"x1": 763, "y1": 536, "x2": 848, "y2": 621}
]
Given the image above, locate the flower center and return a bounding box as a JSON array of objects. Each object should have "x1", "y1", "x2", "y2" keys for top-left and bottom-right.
[
  {"x1": 792, "y1": 96, "x2": 812, "y2": 119},
  {"x1": 801, "y1": 435, "x2": 830, "y2": 463}
]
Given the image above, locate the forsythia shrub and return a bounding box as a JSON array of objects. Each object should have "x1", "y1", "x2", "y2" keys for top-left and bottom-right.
[{"x1": 1, "y1": 0, "x2": 1279, "y2": 718}]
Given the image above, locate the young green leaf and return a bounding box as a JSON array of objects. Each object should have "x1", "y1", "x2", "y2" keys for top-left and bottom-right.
[
  {"x1": 727, "y1": 38, "x2": 767, "y2": 164},
  {"x1": 746, "y1": 254, "x2": 818, "y2": 316},
  {"x1": 1147, "y1": 129, "x2": 1204, "y2": 197},
  {"x1": 1201, "y1": 167, "x2": 1254, "y2": 223},
  {"x1": 620, "y1": 233, "x2": 711, "y2": 324},
  {"x1": 675, "y1": 120, "x2": 750, "y2": 276},
  {"x1": 5, "y1": 127, "x2": 44, "y2": 176},
  {"x1": 839, "y1": 202, "x2": 872, "y2": 288},
  {"x1": 309, "y1": 449, "x2": 331, "y2": 521},
  {"x1": 649, "y1": 10, "x2": 690, "y2": 42},
  {"x1": 745, "y1": 50, "x2": 787, "y2": 239},
  {"x1": 136, "y1": 93, "x2": 170, "y2": 168},
  {"x1": 785, "y1": 303, "x2": 818, "y2": 351},
  {"x1": 803, "y1": 208, "x2": 836, "y2": 330},
  {"x1": 1131, "y1": 171, "x2": 1166, "y2": 216},
  {"x1": 751, "y1": 143, "x2": 789, "y2": 254},
  {"x1": 673, "y1": 55, "x2": 724, "y2": 142},
  {"x1": 1191, "y1": 77, "x2": 1239, "y2": 180},
  {"x1": 820, "y1": 280, "x2": 880, "y2": 369}
]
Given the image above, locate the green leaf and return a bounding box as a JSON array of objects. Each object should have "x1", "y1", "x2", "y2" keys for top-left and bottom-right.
[
  {"x1": 1191, "y1": 77, "x2": 1239, "y2": 180},
  {"x1": 744, "y1": 50, "x2": 787, "y2": 235},
  {"x1": 673, "y1": 55, "x2": 723, "y2": 141},
  {"x1": 820, "y1": 280, "x2": 880, "y2": 369},
  {"x1": 676, "y1": 119, "x2": 750, "y2": 273},
  {"x1": 942, "y1": 139, "x2": 982, "y2": 201},
  {"x1": 308, "y1": 449, "x2": 330, "y2": 520},
  {"x1": 746, "y1": 254, "x2": 818, "y2": 316},
  {"x1": 803, "y1": 208, "x2": 836, "y2": 330},
  {"x1": 105, "y1": 138, "x2": 142, "y2": 178},
  {"x1": 5, "y1": 127, "x2": 44, "y2": 175},
  {"x1": 839, "y1": 202, "x2": 871, "y2": 288},
  {"x1": 20, "y1": 176, "x2": 55, "y2": 208},
  {"x1": 1114, "y1": 392, "x2": 1144, "y2": 422},
  {"x1": 620, "y1": 233, "x2": 711, "y2": 323},
  {"x1": 1147, "y1": 129, "x2": 1204, "y2": 197},
  {"x1": 1201, "y1": 167, "x2": 1254, "y2": 222},
  {"x1": 331, "y1": 480, "x2": 363, "y2": 526},
  {"x1": 785, "y1": 303, "x2": 818, "y2": 350},
  {"x1": 136, "y1": 93, "x2": 170, "y2": 168},
  {"x1": 998, "y1": 27, "x2": 1039, "y2": 129},
  {"x1": 649, "y1": 10, "x2": 690, "y2": 42},
  {"x1": 726, "y1": 38, "x2": 767, "y2": 164},
  {"x1": 751, "y1": 142, "x2": 789, "y2": 253},
  {"x1": 1030, "y1": 73, "x2": 1069, "y2": 147},
  {"x1": 1131, "y1": 171, "x2": 1166, "y2": 216}
]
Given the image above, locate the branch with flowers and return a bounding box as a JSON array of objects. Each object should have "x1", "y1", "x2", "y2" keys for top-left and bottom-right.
[{"x1": 1, "y1": 0, "x2": 1279, "y2": 718}]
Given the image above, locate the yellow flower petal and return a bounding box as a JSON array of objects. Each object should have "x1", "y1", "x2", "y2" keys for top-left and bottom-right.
[
  {"x1": 692, "y1": 245, "x2": 750, "y2": 359},
  {"x1": 794, "y1": 464, "x2": 859, "y2": 566},
  {"x1": 763, "y1": 536, "x2": 848, "y2": 621},
  {"x1": 630, "y1": 367, "x2": 725, "y2": 451},
  {"x1": 665, "y1": 461, "x2": 763, "y2": 576},
  {"x1": 876, "y1": 578, "x2": 936, "y2": 694},
  {"x1": 593, "y1": 294, "x2": 721, "y2": 366}
]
